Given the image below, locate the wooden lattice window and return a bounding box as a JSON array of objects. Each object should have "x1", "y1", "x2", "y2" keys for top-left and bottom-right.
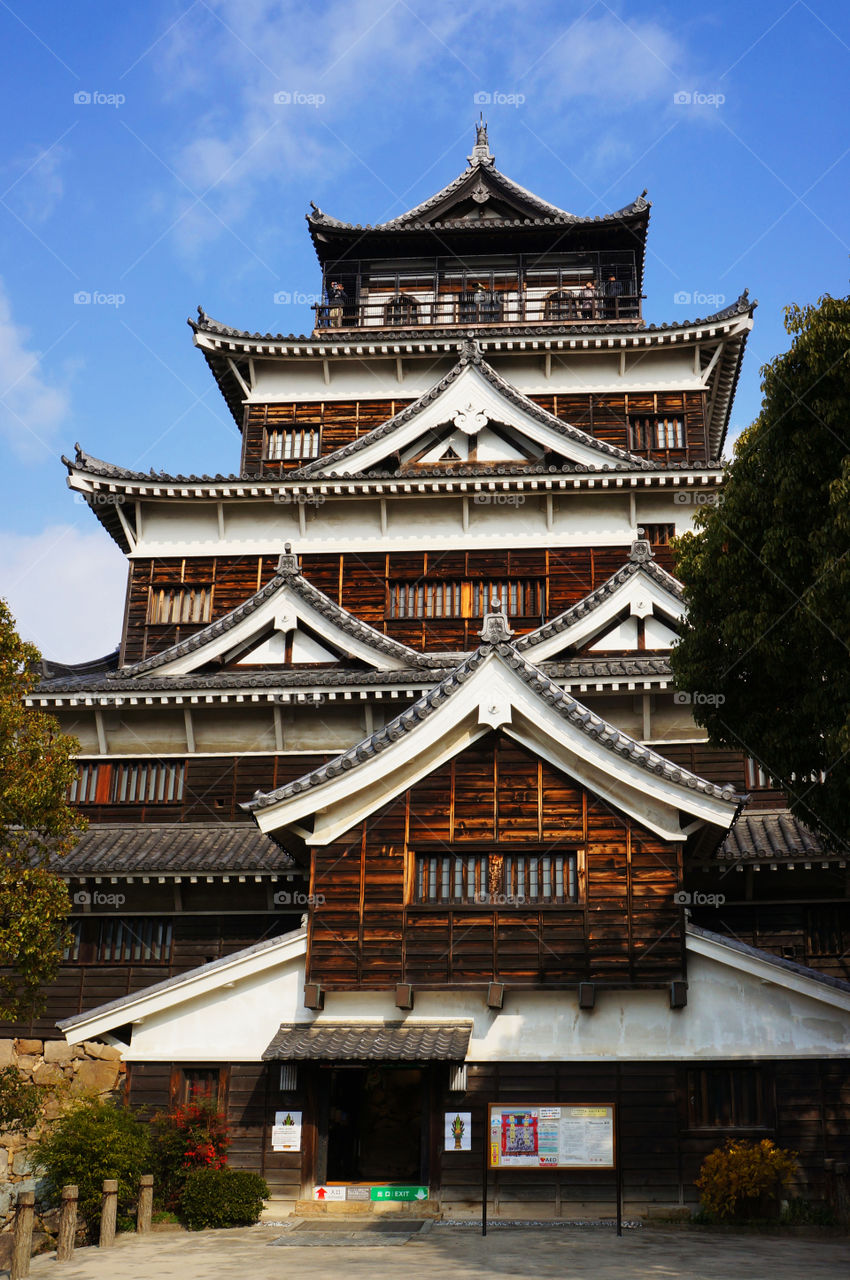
[
  {"x1": 68, "y1": 763, "x2": 99, "y2": 803},
  {"x1": 147, "y1": 584, "x2": 211, "y2": 626},
  {"x1": 806, "y1": 907, "x2": 844, "y2": 957},
  {"x1": 266, "y1": 427, "x2": 321, "y2": 461},
  {"x1": 640, "y1": 524, "x2": 675, "y2": 546},
  {"x1": 110, "y1": 761, "x2": 185, "y2": 804},
  {"x1": 65, "y1": 917, "x2": 174, "y2": 964},
  {"x1": 413, "y1": 851, "x2": 577, "y2": 905},
  {"x1": 629, "y1": 415, "x2": 685, "y2": 450},
  {"x1": 744, "y1": 758, "x2": 774, "y2": 790},
  {"x1": 387, "y1": 578, "x2": 544, "y2": 620},
  {"x1": 172, "y1": 1066, "x2": 229, "y2": 1108},
  {"x1": 686, "y1": 1067, "x2": 768, "y2": 1129}
]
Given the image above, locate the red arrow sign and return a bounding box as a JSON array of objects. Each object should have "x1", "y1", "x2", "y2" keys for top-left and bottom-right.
[{"x1": 316, "y1": 1187, "x2": 327, "y2": 1200}]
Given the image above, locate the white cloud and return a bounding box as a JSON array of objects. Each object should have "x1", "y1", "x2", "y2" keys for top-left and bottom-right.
[
  {"x1": 0, "y1": 524, "x2": 126, "y2": 664},
  {"x1": 0, "y1": 279, "x2": 72, "y2": 460}
]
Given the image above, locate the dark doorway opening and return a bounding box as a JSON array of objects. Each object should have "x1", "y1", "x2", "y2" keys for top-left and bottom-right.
[{"x1": 326, "y1": 1066, "x2": 424, "y2": 1182}]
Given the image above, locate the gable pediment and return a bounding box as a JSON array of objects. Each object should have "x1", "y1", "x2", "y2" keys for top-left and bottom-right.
[{"x1": 295, "y1": 347, "x2": 653, "y2": 479}]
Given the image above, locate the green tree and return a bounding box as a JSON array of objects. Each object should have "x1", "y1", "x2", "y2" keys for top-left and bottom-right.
[
  {"x1": 671, "y1": 293, "x2": 850, "y2": 845},
  {"x1": 0, "y1": 597, "x2": 80, "y2": 1017}
]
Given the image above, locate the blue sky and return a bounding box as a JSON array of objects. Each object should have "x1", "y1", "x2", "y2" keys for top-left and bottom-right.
[{"x1": 1, "y1": 0, "x2": 847, "y2": 661}]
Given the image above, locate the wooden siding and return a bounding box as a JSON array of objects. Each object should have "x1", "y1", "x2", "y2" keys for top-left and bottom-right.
[
  {"x1": 122, "y1": 547, "x2": 676, "y2": 661},
  {"x1": 240, "y1": 391, "x2": 710, "y2": 475},
  {"x1": 307, "y1": 734, "x2": 684, "y2": 991}
]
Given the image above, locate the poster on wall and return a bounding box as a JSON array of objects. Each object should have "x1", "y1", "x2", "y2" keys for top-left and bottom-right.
[
  {"x1": 488, "y1": 1104, "x2": 614, "y2": 1169},
  {"x1": 271, "y1": 1109, "x2": 302, "y2": 1152},
  {"x1": 444, "y1": 1111, "x2": 472, "y2": 1151}
]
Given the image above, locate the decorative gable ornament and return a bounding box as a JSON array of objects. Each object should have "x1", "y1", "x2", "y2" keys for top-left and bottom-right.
[{"x1": 453, "y1": 403, "x2": 489, "y2": 435}]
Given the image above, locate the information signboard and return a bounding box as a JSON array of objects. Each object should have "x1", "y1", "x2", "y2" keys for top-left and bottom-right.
[{"x1": 487, "y1": 1104, "x2": 615, "y2": 1170}]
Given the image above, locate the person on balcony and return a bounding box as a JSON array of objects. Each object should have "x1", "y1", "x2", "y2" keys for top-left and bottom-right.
[
  {"x1": 328, "y1": 281, "x2": 346, "y2": 328},
  {"x1": 605, "y1": 275, "x2": 624, "y2": 318},
  {"x1": 580, "y1": 279, "x2": 597, "y2": 321}
]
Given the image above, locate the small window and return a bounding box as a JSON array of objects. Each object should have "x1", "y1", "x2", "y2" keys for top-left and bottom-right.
[
  {"x1": 383, "y1": 294, "x2": 419, "y2": 327},
  {"x1": 147, "y1": 585, "x2": 211, "y2": 626},
  {"x1": 266, "y1": 428, "x2": 321, "y2": 461},
  {"x1": 110, "y1": 761, "x2": 185, "y2": 804},
  {"x1": 413, "y1": 851, "x2": 577, "y2": 905},
  {"x1": 65, "y1": 918, "x2": 174, "y2": 964},
  {"x1": 807, "y1": 907, "x2": 843, "y2": 958},
  {"x1": 629, "y1": 415, "x2": 685, "y2": 451},
  {"x1": 744, "y1": 757, "x2": 774, "y2": 789},
  {"x1": 179, "y1": 1067, "x2": 222, "y2": 1105},
  {"x1": 687, "y1": 1067, "x2": 768, "y2": 1129},
  {"x1": 640, "y1": 524, "x2": 675, "y2": 546}
]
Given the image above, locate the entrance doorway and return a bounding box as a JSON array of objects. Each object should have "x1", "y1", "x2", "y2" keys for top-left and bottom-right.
[{"x1": 325, "y1": 1066, "x2": 424, "y2": 1182}]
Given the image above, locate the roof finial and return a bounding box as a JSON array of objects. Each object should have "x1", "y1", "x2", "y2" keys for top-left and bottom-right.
[
  {"x1": 468, "y1": 113, "x2": 494, "y2": 167},
  {"x1": 277, "y1": 543, "x2": 299, "y2": 575},
  {"x1": 478, "y1": 592, "x2": 514, "y2": 644}
]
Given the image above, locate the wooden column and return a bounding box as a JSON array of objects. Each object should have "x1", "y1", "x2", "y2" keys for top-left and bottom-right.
[
  {"x1": 56, "y1": 1185, "x2": 79, "y2": 1262},
  {"x1": 99, "y1": 1179, "x2": 118, "y2": 1248},
  {"x1": 137, "y1": 1175, "x2": 154, "y2": 1233},
  {"x1": 11, "y1": 1190, "x2": 35, "y2": 1280}
]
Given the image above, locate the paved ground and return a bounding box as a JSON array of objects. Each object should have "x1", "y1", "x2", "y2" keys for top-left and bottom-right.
[{"x1": 18, "y1": 1223, "x2": 850, "y2": 1280}]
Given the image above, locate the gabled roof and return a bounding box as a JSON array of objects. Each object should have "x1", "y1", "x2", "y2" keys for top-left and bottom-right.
[
  {"x1": 121, "y1": 547, "x2": 434, "y2": 678},
  {"x1": 245, "y1": 620, "x2": 742, "y2": 845},
  {"x1": 293, "y1": 340, "x2": 656, "y2": 479},
  {"x1": 517, "y1": 541, "x2": 684, "y2": 661}
]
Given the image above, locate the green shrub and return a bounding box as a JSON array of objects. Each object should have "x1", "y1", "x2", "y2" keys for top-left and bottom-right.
[
  {"x1": 30, "y1": 1098, "x2": 153, "y2": 1240},
  {"x1": 780, "y1": 1196, "x2": 837, "y2": 1226},
  {"x1": 180, "y1": 1167, "x2": 269, "y2": 1230},
  {"x1": 0, "y1": 1066, "x2": 45, "y2": 1133},
  {"x1": 696, "y1": 1138, "x2": 798, "y2": 1221},
  {"x1": 151, "y1": 1098, "x2": 229, "y2": 1210}
]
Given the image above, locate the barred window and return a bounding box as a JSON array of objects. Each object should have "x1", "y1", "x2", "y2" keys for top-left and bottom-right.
[
  {"x1": 640, "y1": 524, "x2": 675, "y2": 546},
  {"x1": 179, "y1": 1067, "x2": 222, "y2": 1105},
  {"x1": 65, "y1": 917, "x2": 174, "y2": 964},
  {"x1": 687, "y1": 1068, "x2": 767, "y2": 1129},
  {"x1": 413, "y1": 851, "x2": 577, "y2": 905},
  {"x1": 388, "y1": 578, "x2": 544, "y2": 620},
  {"x1": 807, "y1": 907, "x2": 844, "y2": 958},
  {"x1": 744, "y1": 758, "x2": 775, "y2": 789},
  {"x1": 147, "y1": 584, "x2": 211, "y2": 626},
  {"x1": 110, "y1": 761, "x2": 185, "y2": 804},
  {"x1": 266, "y1": 428, "x2": 321, "y2": 460},
  {"x1": 629, "y1": 415, "x2": 685, "y2": 451},
  {"x1": 69, "y1": 763, "x2": 99, "y2": 804}
]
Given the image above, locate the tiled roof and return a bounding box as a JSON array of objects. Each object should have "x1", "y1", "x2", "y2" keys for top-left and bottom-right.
[
  {"x1": 716, "y1": 810, "x2": 844, "y2": 863},
  {"x1": 293, "y1": 341, "x2": 657, "y2": 478},
  {"x1": 517, "y1": 541, "x2": 682, "y2": 653},
  {"x1": 54, "y1": 823, "x2": 294, "y2": 876},
  {"x1": 244, "y1": 638, "x2": 742, "y2": 813},
  {"x1": 262, "y1": 1020, "x2": 473, "y2": 1061},
  {"x1": 688, "y1": 924, "x2": 850, "y2": 995},
  {"x1": 119, "y1": 549, "x2": 433, "y2": 678}
]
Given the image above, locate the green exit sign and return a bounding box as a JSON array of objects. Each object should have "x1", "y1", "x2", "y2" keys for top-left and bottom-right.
[{"x1": 370, "y1": 1186, "x2": 429, "y2": 1202}]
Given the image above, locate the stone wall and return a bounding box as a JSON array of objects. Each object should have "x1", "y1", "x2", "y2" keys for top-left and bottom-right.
[{"x1": 0, "y1": 1037, "x2": 125, "y2": 1228}]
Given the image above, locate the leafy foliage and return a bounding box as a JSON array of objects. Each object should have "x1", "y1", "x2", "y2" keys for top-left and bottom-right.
[
  {"x1": 30, "y1": 1097, "x2": 153, "y2": 1239},
  {"x1": 0, "y1": 1065, "x2": 45, "y2": 1133},
  {"x1": 696, "y1": 1138, "x2": 798, "y2": 1220},
  {"x1": 0, "y1": 597, "x2": 81, "y2": 1017},
  {"x1": 179, "y1": 1167, "x2": 269, "y2": 1230},
  {"x1": 151, "y1": 1098, "x2": 229, "y2": 1210},
  {"x1": 671, "y1": 294, "x2": 850, "y2": 845}
]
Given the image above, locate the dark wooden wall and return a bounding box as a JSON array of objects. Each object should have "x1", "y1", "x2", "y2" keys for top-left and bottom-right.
[
  {"x1": 307, "y1": 734, "x2": 684, "y2": 992},
  {"x1": 240, "y1": 390, "x2": 710, "y2": 475},
  {"x1": 122, "y1": 546, "x2": 675, "y2": 662}
]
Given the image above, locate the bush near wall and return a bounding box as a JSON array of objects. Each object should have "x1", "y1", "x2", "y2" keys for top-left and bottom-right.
[
  {"x1": 180, "y1": 1168, "x2": 269, "y2": 1230},
  {"x1": 696, "y1": 1138, "x2": 799, "y2": 1221}
]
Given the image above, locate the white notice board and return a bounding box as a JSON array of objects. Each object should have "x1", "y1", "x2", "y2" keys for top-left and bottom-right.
[{"x1": 488, "y1": 1103, "x2": 615, "y2": 1170}]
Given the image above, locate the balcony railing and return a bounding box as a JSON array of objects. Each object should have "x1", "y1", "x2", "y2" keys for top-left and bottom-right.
[{"x1": 313, "y1": 288, "x2": 641, "y2": 332}]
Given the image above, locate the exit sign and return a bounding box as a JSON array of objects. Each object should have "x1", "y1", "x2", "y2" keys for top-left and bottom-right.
[{"x1": 370, "y1": 1186, "x2": 428, "y2": 1202}]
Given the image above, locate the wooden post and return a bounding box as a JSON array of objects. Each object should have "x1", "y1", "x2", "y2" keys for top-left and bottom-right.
[
  {"x1": 56, "y1": 1185, "x2": 79, "y2": 1263},
  {"x1": 99, "y1": 1179, "x2": 118, "y2": 1248},
  {"x1": 11, "y1": 1189, "x2": 35, "y2": 1280},
  {"x1": 137, "y1": 1174, "x2": 154, "y2": 1234}
]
